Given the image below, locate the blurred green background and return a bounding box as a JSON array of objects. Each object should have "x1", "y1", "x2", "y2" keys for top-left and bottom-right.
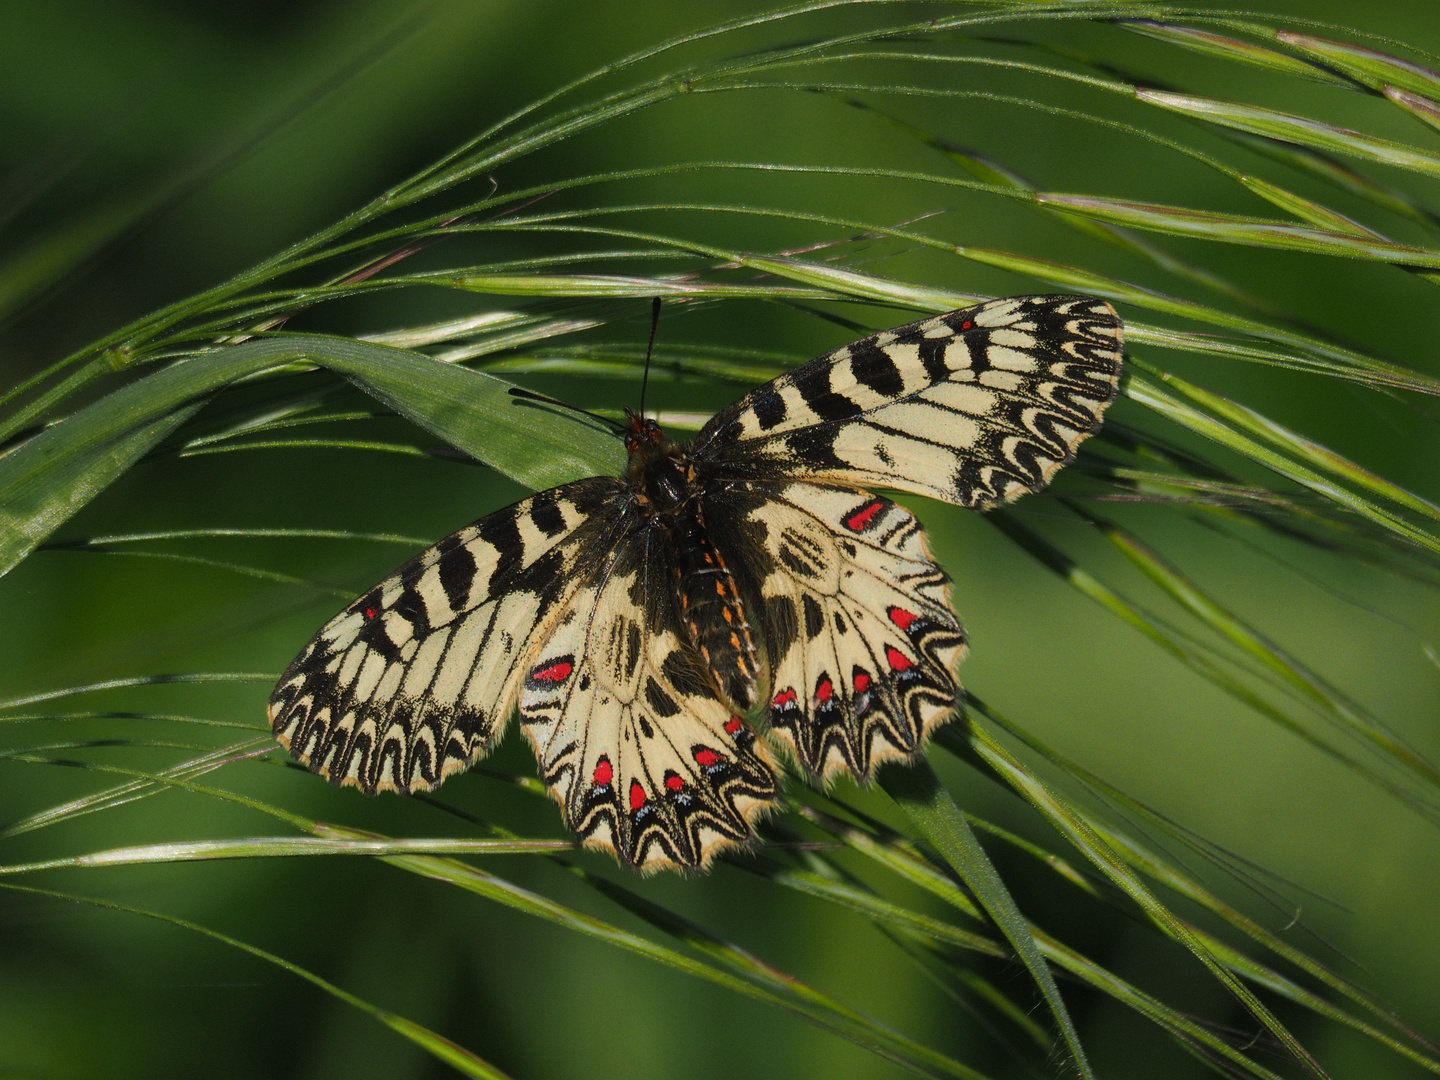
[{"x1": 1, "y1": 2, "x2": 1438, "y2": 1078}]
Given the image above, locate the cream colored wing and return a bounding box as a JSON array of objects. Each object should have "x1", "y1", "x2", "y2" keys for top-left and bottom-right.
[{"x1": 519, "y1": 541, "x2": 778, "y2": 871}]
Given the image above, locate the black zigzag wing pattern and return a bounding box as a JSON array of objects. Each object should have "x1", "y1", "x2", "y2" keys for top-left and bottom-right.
[
  {"x1": 268, "y1": 478, "x2": 625, "y2": 794},
  {"x1": 703, "y1": 479, "x2": 966, "y2": 780},
  {"x1": 518, "y1": 528, "x2": 778, "y2": 872},
  {"x1": 692, "y1": 295, "x2": 1123, "y2": 509}
]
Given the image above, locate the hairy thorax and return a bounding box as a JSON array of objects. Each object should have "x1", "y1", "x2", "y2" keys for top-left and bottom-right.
[{"x1": 625, "y1": 415, "x2": 759, "y2": 710}]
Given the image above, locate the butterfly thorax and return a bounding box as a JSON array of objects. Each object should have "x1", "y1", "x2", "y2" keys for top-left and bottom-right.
[{"x1": 624, "y1": 413, "x2": 759, "y2": 710}]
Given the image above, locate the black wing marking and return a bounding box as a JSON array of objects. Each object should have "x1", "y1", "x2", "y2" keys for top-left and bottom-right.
[
  {"x1": 268, "y1": 478, "x2": 625, "y2": 794},
  {"x1": 692, "y1": 295, "x2": 1122, "y2": 509}
]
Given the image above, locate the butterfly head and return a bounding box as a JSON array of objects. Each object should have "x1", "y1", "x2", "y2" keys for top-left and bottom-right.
[{"x1": 622, "y1": 409, "x2": 666, "y2": 454}]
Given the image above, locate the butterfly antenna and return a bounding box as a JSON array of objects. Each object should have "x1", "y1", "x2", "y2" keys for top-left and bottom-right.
[
  {"x1": 638, "y1": 296, "x2": 661, "y2": 419},
  {"x1": 506, "y1": 387, "x2": 625, "y2": 433}
]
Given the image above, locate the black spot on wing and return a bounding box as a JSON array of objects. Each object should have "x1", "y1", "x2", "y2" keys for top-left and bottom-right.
[
  {"x1": 764, "y1": 595, "x2": 799, "y2": 661},
  {"x1": 476, "y1": 508, "x2": 523, "y2": 592},
  {"x1": 530, "y1": 490, "x2": 566, "y2": 537},
  {"x1": 752, "y1": 387, "x2": 786, "y2": 431},
  {"x1": 782, "y1": 425, "x2": 843, "y2": 470},
  {"x1": 918, "y1": 336, "x2": 952, "y2": 382},
  {"x1": 644, "y1": 676, "x2": 680, "y2": 717},
  {"x1": 802, "y1": 593, "x2": 825, "y2": 639},
  {"x1": 849, "y1": 342, "x2": 904, "y2": 397},
  {"x1": 661, "y1": 648, "x2": 715, "y2": 699},
  {"x1": 437, "y1": 543, "x2": 477, "y2": 611},
  {"x1": 794, "y1": 365, "x2": 862, "y2": 422}
]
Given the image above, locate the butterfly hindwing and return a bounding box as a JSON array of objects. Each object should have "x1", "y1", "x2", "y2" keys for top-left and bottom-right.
[
  {"x1": 268, "y1": 478, "x2": 625, "y2": 794},
  {"x1": 519, "y1": 536, "x2": 778, "y2": 871},
  {"x1": 694, "y1": 295, "x2": 1123, "y2": 509},
  {"x1": 709, "y1": 480, "x2": 966, "y2": 779}
]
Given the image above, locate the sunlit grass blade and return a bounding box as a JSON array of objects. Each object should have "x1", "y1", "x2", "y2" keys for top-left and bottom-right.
[
  {"x1": 0, "y1": 882, "x2": 513, "y2": 1080},
  {"x1": 1090, "y1": 514, "x2": 1440, "y2": 791},
  {"x1": 320, "y1": 823, "x2": 992, "y2": 1080},
  {"x1": 0, "y1": 737, "x2": 273, "y2": 839},
  {"x1": 0, "y1": 334, "x2": 619, "y2": 578},
  {"x1": 1387, "y1": 87, "x2": 1440, "y2": 135},
  {"x1": 1123, "y1": 370, "x2": 1440, "y2": 556},
  {"x1": 0, "y1": 836, "x2": 571, "y2": 875},
  {"x1": 880, "y1": 761, "x2": 1095, "y2": 1080},
  {"x1": 1120, "y1": 20, "x2": 1353, "y2": 85},
  {"x1": 954, "y1": 704, "x2": 1330, "y2": 1080},
  {"x1": 1275, "y1": 32, "x2": 1440, "y2": 99},
  {"x1": 1137, "y1": 88, "x2": 1440, "y2": 179},
  {"x1": 40, "y1": 547, "x2": 357, "y2": 599},
  {"x1": 988, "y1": 510, "x2": 1440, "y2": 821},
  {"x1": 939, "y1": 717, "x2": 1440, "y2": 1066},
  {"x1": 1036, "y1": 193, "x2": 1440, "y2": 265},
  {"x1": 42, "y1": 527, "x2": 431, "y2": 547}
]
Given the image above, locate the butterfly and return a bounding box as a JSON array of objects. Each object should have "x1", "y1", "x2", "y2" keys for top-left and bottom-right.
[{"x1": 269, "y1": 294, "x2": 1124, "y2": 871}]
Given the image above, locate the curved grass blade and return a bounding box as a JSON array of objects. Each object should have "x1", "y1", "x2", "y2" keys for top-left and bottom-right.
[
  {"x1": 954, "y1": 707, "x2": 1331, "y2": 1080},
  {"x1": 880, "y1": 761, "x2": 1095, "y2": 1080},
  {"x1": 0, "y1": 334, "x2": 620, "y2": 579},
  {"x1": 937, "y1": 716, "x2": 1440, "y2": 1067},
  {"x1": 1276, "y1": 32, "x2": 1440, "y2": 99},
  {"x1": 1036, "y1": 193, "x2": 1440, "y2": 266},
  {"x1": 0, "y1": 835, "x2": 571, "y2": 875},
  {"x1": 1137, "y1": 88, "x2": 1440, "y2": 179},
  {"x1": 1120, "y1": 21, "x2": 1354, "y2": 86},
  {"x1": 0, "y1": 882, "x2": 513, "y2": 1080}
]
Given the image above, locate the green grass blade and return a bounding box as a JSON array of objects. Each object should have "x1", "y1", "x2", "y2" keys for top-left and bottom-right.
[
  {"x1": 880, "y1": 761, "x2": 1094, "y2": 1080},
  {"x1": 1123, "y1": 371, "x2": 1440, "y2": 555},
  {"x1": 1137, "y1": 88, "x2": 1440, "y2": 178},
  {"x1": 1276, "y1": 32, "x2": 1440, "y2": 98},
  {"x1": 0, "y1": 836, "x2": 573, "y2": 875},
  {"x1": 1036, "y1": 193, "x2": 1440, "y2": 265},
  {"x1": 0, "y1": 883, "x2": 513, "y2": 1080},
  {"x1": 0, "y1": 334, "x2": 619, "y2": 579},
  {"x1": 1120, "y1": 20, "x2": 1353, "y2": 86},
  {"x1": 957, "y1": 707, "x2": 1331, "y2": 1080}
]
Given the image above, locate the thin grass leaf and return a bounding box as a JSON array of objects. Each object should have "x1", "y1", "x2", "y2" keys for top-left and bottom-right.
[
  {"x1": 318, "y1": 823, "x2": 993, "y2": 1080},
  {"x1": 1120, "y1": 21, "x2": 1354, "y2": 86},
  {"x1": 1092, "y1": 515, "x2": 1440, "y2": 790},
  {"x1": 43, "y1": 527, "x2": 431, "y2": 547},
  {"x1": 0, "y1": 882, "x2": 513, "y2": 1080},
  {"x1": 956, "y1": 705, "x2": 1330, "y2": 1080},
  {"x1": 42, "y1": 547, "x2": 358, "y2": 599},
  {"x1": 0, "y1": 836, "x2": 572, "y2": 875},
  {"x1": 989, "y1": 510, "x2": 1440, "y2": 821},
  {"x1": 0, "y1": 334, "x2": 620, "y2": 579},
  {"x1": 1037, "y1": 193, "x2": 1440, "y2": 266},
  {"x1": 1123, "y1": 371, "x2": 1440, "y2": 556},
  {"x1": 1137, "y1": 88, "x2": 1440, "y2": 179},
  {"x1": 1386, "y1": 87, "x2": 1440, "y2": 136},
  {"x1": 880, "y1": 761, "x2": 1094, "y2": 1080},
  {"x1": 1276, "y1": 32, "x2": 1440, "y2": 99},
  {"x1": 940, "y1": 718, "x2": 1440, "y2": 1067}
]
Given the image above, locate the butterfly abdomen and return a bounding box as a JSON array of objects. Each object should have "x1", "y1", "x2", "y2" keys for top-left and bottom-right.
[{"x1": 669, "y1": 506, "x2": 759, "y2": 711}]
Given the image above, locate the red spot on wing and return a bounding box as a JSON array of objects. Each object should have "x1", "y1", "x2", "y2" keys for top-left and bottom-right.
[
  {"x1": 816, "y1": 677, "x2": 833, "y2": 703},
  {"x1": 888, "y1": 607, "x2": 917, "y2": 631},
  {"x1": 844, "y1": 500, "x2": 885, "y2": 533},
  {"x1": 886, "y1": 646, "x2": 914, "y2": 673},
  {"x1": 961, "y1": 319, "x2": 973, "y2": 330},
  {"x1": 592, "y1": 758, "x2": 612, "y2": 787},
  {"x1": 665, "y1": 773, "x2": 685, "y2": 792},
  {"x1": 724, "y1": 716, "x2": 743, "y2": 735},
  {"x1": 694, "y1": 747, "x2": 723, "y2": 768},
  {"x1": 629, "y1": 780, "x2": 647, "y2": 811},
  {"x1": 773, "y1": 688, "x2": 798, "y2": 708},
  {"x1": 364, "y1": 607, "x2": 378, "y2": 620},
  {"x1": 853, "y1": 671, "x2": 870, "y2": 693},
  {"x1": 530, "y1": 660, "x2": 573, "y2": 683}
]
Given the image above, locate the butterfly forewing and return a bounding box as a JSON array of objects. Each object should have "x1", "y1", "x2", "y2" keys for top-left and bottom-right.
[
  {"x1": 268, "y1": 478, "x2": 624, "y2": 793},
  {"x1": 518, "y1": 537, "x2": 777, "y2": 871},
  {"x1": 693, "y1": 295, "x2": 1122, "y2": 509}
]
